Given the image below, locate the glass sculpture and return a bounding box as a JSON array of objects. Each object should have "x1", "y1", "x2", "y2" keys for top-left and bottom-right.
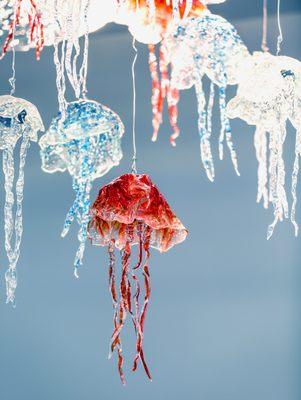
[
  {"x1": 0, "y1": 95, "x2": 44, "y2": 304},
  {"x1": 88, "y1": 173, "x2": 188, "y2": 384},
  {"x1": 151, "y1": 12, "x2": 249, "y2": 181},
  {"x1": 227, "y1": 51, "x2": 301, "y2": 238},
  {"x1": 0, "y1": 0, "x2": 114, "y2": 57},
  {"x1": 39, "y1": 99, "x2": 124, "y2": 273}
]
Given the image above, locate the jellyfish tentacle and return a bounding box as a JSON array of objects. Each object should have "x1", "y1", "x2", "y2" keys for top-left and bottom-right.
[
  {"x1": 132, "y1": 226, "x2": 152, "y2": 381},
  {"x1": 3, "y1": 134, "x2": 30, "y2": 305},
  {"x1": 267, "y1": 124, "x2": 288, "y2": 239},
  {"x1": 219, "y1": 85, "x2": 239, "y2": 176},
  {"x1": 159, "y1": 42, "x2": 180, "y2": 147},
  {"x1": 291, "y1": 128, "x2": 301, "y2": 236},
  {"x1": 73, "y1": 179, "x2": 92, "y2": 274},
  {"x1": 254, "y1": 127, "x2": 269, "y2": 208},
  {"x1": 149, "y1": 44, "x2": 163, "y2": 142},
  {"x1": 3, "y1": 144, "x2": 16, "y2": 304},
  {"x1": 195, "y1": 79, "x2": 214, "y2": 181}
]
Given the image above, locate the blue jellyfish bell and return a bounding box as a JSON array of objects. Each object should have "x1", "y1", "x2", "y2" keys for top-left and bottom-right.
[{"x1": 39, "y1": 99, "x2": 124, "y2": 275}]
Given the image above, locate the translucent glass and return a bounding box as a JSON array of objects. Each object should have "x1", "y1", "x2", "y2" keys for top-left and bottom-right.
[
  {"x1": 0, "y1": 0, "x2": 114, "y2": 54},
  {"x1": 153, "y1": 12, "x2": 249, "y2": 181},
  {"x1": 39, "y1": 99, "x2": 124, "y2": 273},
  {"x1": 0, "y1": 95, "x2": 44, "y2": 305},
  {"x1": 227, "y1": 51, "x2": 301, "y2": 238},
  {"x1": 88, "y1": 173, "x2": 187, "y2": 384}
]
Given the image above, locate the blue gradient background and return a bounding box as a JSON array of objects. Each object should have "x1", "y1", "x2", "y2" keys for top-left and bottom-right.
[{"x1": 0, "y1": 1, "x2": 301, "y2": 399}]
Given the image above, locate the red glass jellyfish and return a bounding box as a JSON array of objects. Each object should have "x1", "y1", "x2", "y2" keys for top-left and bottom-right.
[{"x1": 88, "y1": 173, "x2": 187, "y2": 384}]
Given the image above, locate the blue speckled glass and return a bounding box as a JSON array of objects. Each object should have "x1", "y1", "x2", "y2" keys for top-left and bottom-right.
[
  {"x1": 164, "y1": 12, "x2": 249, "y2": 181},
  {"x1": 39, "y1": 99, "x2": 124, "y2": 273}
]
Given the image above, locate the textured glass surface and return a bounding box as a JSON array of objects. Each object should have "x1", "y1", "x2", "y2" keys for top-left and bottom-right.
[
  {"x1": 0, "y1": 0, "x2": 114, "y2": 54},
  {"x1": 151, "y1": 12, "x2": 249, "y2": 181},
  {"x1": 39, "y1": 99, "x2": 124, "y2": 272},
  {"x1": 227, "y1": 51, "x2": 301, "y2": 238},
  {"x1": 88, "y1": 173, "x2": 187, "y2": 385},
  {"x1": 0, "y1": 95, "x2": 44, "y2": 305}
]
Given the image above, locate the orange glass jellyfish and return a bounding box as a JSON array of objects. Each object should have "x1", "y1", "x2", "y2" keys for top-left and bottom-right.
[{"x1": 88, "y1": 173, "x2": 188, "y2": 384}]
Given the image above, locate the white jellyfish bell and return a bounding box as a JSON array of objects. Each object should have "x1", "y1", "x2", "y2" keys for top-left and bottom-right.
[
  {"x1": 0, "y1": 95, "x2": 44, "y2": 304},
  {"x1": 227, "y1": 51, "x2": 301, "y2": 238}
]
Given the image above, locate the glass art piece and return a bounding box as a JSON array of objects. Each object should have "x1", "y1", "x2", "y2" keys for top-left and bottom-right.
[
  {"x1": 150, "y1": 12, "x2": 249, "y2": 181},
  {"x1": 39, "y1": 99, "x2": 124, "y2": 273},
  {"x1": 88, "y1": 173, "x2": 188, "y2": 384},
  {"x1": 0, "y1": 0, "x2": 114, "y2": 57},
  {"x1": 115, "y1": 0, "x2": 212, "y2": 44},
  {"x1": 227, "y1": 51, "x2": 301, "y2": 238},
  {"x1": 0, "y1": 95, "x2": 44, "y2": 304}
]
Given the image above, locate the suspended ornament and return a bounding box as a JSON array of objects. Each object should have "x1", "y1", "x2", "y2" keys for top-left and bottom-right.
[
  {"x1": 227, "y1": 51, "x2": 301, "y2": 238},
  {"x1": 88, "y1": 173, "x2": 188, "y2": 384},
  {"x1": 150, "y1": 12, "x2": 248, "y2": 181},
  {"x1": 39, "y1": 99, "x2": 124, "y2": 273},
  {"x1": 0, "y1": 95, "x2": 44, "y2": 304},
  {"x1": 115, "y1": 0, "x2": 217, "y2": 44},
  {"x1": 0, "y1": 0, "x2": 114, "y2": 58}
]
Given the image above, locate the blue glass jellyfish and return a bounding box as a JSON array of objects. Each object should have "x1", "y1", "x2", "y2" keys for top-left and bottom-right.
[
  {"x1": 0, "y1": 95, "x2": 44, "y2": 304},
  {"x1": 39, "y1": 99, "x2": 124, "y2": 274},
  {"x1": 154, "y1": 12, "x2": 249, "y2": 181}
]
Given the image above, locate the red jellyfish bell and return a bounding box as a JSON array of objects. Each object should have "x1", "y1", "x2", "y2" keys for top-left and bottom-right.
[{"x1": 88, "y1": 173, "x2": 187, "y2": 384}]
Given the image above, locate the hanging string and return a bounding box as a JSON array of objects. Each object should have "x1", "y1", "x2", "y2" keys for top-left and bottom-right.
[
  {"x1": 79, "y1": 0, "x2": 90, "y2": 99},
  {"x1": 261, "y1": 0, "x2": 269, "y2": 52},
  {"x1": 131, "y1": 36, "x2": 138, "y2": 174},
  {"x1": 8, "y1": 0, "x2": 17, "y2": 95},
  {"x1": 276, "y1": 0, "x2": 283, "y2": 56}
]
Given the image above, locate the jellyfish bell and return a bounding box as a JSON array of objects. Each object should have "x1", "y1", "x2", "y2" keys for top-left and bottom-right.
[
  {"x1": 151, "y1": 12, "x2": 249, "y2": 181},
  {"x1": 226, "y1": 51, "x2": 301, "y2": 238},
  {"x1": 0, "y1": 95, "x2": 43, "y2": 147},
  {"x1": 88, "y1": 173, "x2": 187, "y2": 384},
  {"x1": 0, "y1": 94, "x2": 44, "y2": 304},
  {"x1": 39, "y1": 99, "x2": 124, "y2": 272}
]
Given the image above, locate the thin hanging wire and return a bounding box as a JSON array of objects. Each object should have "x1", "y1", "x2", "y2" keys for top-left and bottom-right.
[
  {"x1": 131, "y1": 36, "x2": 138, "y2": 174},
  {"x1": 79, "y1": 0, "x2": 90, "y2": 99},
  {"x1": 261, "y1": 0, "x2": 269, "y2": 52},
  {"x1": 276, "y1": 0, "x2": 283, "y2": 56},
  {"x1": 9, "y1": 0, "x2": 17, "y2": 95}
]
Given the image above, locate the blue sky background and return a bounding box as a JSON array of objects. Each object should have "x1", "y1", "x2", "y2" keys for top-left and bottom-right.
[{"x1": 0, "y1": 1, "x2": 301, "y2": 399}]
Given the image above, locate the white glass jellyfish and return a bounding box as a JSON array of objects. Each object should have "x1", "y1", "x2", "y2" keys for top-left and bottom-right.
[
  {"x1": 39, "y1": 99, "x2": 124, "y2": 274},
  {"x1": 227, "y1": 51, "x2": 301, "y2": 238},
  {"x1": 0, "y1": 0, "x2": 115, "y2": 58},
  {"x1": 0, "y1": 95, "x2": 44, "y2": 304},
  {"x1": 152, "y1": 12, "x2": 249, "y2": 181}
]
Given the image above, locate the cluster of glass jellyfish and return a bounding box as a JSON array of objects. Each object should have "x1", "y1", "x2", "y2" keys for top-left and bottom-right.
[{"x1": 0, "y1": 0, "x2": 300, "y2": 385}]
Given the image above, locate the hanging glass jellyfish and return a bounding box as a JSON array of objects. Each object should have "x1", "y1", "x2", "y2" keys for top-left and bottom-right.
[
  {"x1": 0, "y1": 0, "x2": 114, "y2": 59},
  {"x1": 150, "y1": 12, "x2": 249, "y2": 181},
  {"x1": 88, "y1": 173, "x2": 188, "y2": 384},
  {"x1": 0, "y1": 95, "x2": 44, "y2": 304},
  {"x1": 227, "y1": 51, "x2": 301, "y2": 238},
  {"x1": 39, "y1": 99, "x2": 124, "y2": 273},
  {"x1": 115, "y1": 0, "x2": 219, "y2": 44}
]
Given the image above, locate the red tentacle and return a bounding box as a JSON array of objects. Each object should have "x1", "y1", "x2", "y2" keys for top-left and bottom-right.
[
  {"x1": 148, "y1": 44, "x2": 163, "y2": 142},
  {"x1": 132, "y1": 227, "x2": 152, "y2": 381},
  {"x1": 159, "y1": 42, "x2": 180, "y2": 147},
  {"x1": 1, "y1": 0, "x2": 44, "y2": 60}
]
